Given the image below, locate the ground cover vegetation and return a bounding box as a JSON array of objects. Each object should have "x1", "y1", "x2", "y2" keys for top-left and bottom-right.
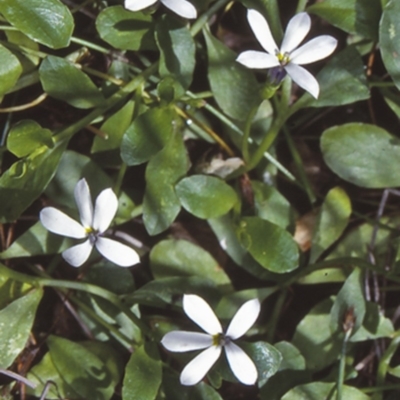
[{"x1": 0, "y1": 0, "x2": 400, "y2": 399}]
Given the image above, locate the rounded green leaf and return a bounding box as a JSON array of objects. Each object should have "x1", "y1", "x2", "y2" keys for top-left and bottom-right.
[
  {"x1": 308, "y1": 0, "x2": 381, "y2": 40},
  {"x1": 0, "y1": 44, "x2": 22, "y2": 96},
  {"x1": 242, "y1": 341, "x2": 282, "y2": 387},
  {"x1": 96, "y1": 6, "x2": 155, "y2": 51},
  {"x1": 7, "y1": 120, "x2": 53, "y2": 158},
  {"x1": 0, "y1": 0, "x2": 74, "y2": 49},
  {"x1": 237, "y1": 217, "x2": 299, "y2": 273},
  {"x1": 47, "y1": 335, "x2": 122, "y2": 400},
  {"x1": 121, "y1": 107, "x2": 176, "y2": 166},
  {"x1": 282, "y1": 382, "x2": 370, "y2": 400},
  {"x1": 155, "y1": 15, "x2": 195, "y2": 91},
  {"x1": 39, "y1": 56, "x2": 105, "y2": 108},
  {"x1": 143, "y1": 133, "x2": 189, "y2": 235},
  {"x1": 176, "y1": 175, "x2": 237, "y2": 219},
  {"x1": 150, "y1": 239, "x2": 231, "y2": 288},
  {"x1": 321, "y1": 123, "x2": 400, "y2": 188},
  {"x1": 122, "y1": 344, "x2": 162, "y2": 400},
  {"x1": 297, "y1": 46, "x2": 370, "y2": 108},
  {"x1": 0, "y1": 288, "x2": 43, "y2": 369},
  {"x1": 203, "y1": 26, "x2": 261, "y2": 121},
  {"x1": 310, "y1": 186, "x2": 351, "y2": 262},
  {"x1": 330, "y1": 268, "x2": 366, "y2": 334},
  {"x1": 380, "y1": 0, "x2": 400, "y2": 90}
]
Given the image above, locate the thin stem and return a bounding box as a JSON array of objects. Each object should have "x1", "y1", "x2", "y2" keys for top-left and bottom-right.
[
  {"x1": 0, "y1": 93, "x2": 47, "y2": 113},
  {"x1": 242, "y1": 105, "x2": 259, "y2": 162},
  {"x1": 114, "y1": 163, "x2": 128, "y2": 197},
  {"x1": 282, "y1": 124, "x2": 316, "y2": 204},
  {"x1": 376, "y1": 331, "x2": 400, "y2": 390},
  {"x1": 266, "y1": 289, "x2": 287, "y2": 342},
  {"x1": 296, "y1": 0, "x2": 309, "y2": 13},
  {"x1": 190, "y1": 0, "x2": 230, "y2": 37},
  {"x1": 70, "y1": 37, "x2": 110, "y2": 54},
  {"x1": 337, "y1": 329, "x2": 352, "y2": 400},
  {"x1": 0, "y1": 263, "x2": 153, "y2": 338},
  {"x1": 175, "y1": 107, "x2": 235, "y2": 156}
]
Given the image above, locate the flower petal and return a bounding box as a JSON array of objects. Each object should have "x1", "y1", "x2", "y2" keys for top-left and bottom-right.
[
  {"x1": 40, "y1": 207, "x2": 87, "y2": 239},
  {"x1": 74, "y1": 178, "x2": 93, "y2": 229},
  {"x1": 284, "y1": 63, "x2": 320, "y2": 98},
  {"x1": 95, "y1": 237, "x2": 140, "y2": 267},
  {"x1": 290, "y1": 35, "x2": 338, "y2": 65},
  {"x1": 280, "y1": 12, "x2": 311, "y2": 54},
  {"x1": 224, "y1": 342, "x2": 258, "y2": 385},
  {"x1": 62, "y1": 239, "x2": 93, "y2": 267},
  {"x1": 124, "y1": 0, "x2": 157, "y2": 12},
  {"x1": 180, "y1": 346, "x2": 222, "y2": 386},
  {"x1": 183, "y1": 294, "x2": 222, "y2": 335},
  {"x1": 92, "y1": 188, "x2": 118, "y2": 233},
  {"x1": 226, "y1": 298, "x2": 260, "y2": 340},
  {"x1": 162, "y1": 331, "x2": 213, "y2": 352},
  {"x1": 236, "y1": 50, "x2": 280, "y2": 69},
  {"x1": 162, "y1": 0, "x2": 197, "y2": 18},
  {"x1": 247, "y1": 9, "x2": 278, "y2": 55}
]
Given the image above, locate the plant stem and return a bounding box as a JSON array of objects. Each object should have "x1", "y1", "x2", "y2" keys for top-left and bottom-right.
[
  {"x1": 190, "y1": 0, "x2": 230, "y2": 37},
  {"x1": 296, "y1": 0, "x2": 309, "y2": 13},
  {"x1": 0, "y1": 263, "x2": 153, "y2": 338},
  {"x1": 242, "y1": 105, "x2": 259, "y2": 162},
  {"x1": 282, "y1": 124, "x2": 316, "y2": 204},
  {"x1": 337, "y1": 329, "x2": 352, "y2": 400}
]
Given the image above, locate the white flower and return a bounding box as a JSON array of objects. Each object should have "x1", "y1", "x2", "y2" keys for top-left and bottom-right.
[
  {"x1": 161, "y1": 294, "x2": 260, "y2": 386},
  {"x1": 124, "y1": 0, "x2": 197, "y2": 19},
  {"x1": 40, "y1": 178, "x2": 140, "y2": 268},
  {"x1": 236, "y1": 9, "x2": 338, "y2": 98}
]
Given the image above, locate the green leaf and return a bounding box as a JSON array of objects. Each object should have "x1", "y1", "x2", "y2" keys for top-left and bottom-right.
[
  {"x1": 252, "y1": 181, "x2": 293, "y2": 229},
  {"x1": 121, "y1": 107, "x2": 176, "y2": 166},
  {"x1": 46, "y1": 336, "x2": 122, "y2": 400},
  {"x1": 130, "y1": 277, "x2": 221, "y2": 308},
  {"x1": 310, "y1": 187, "x2": 351, "y2": 262},
  {"x1": 0, "y1": 221, "x2": 72, "y2": 259},
  {"x1": 296, "y1": 268, "x2": 347, "y2": 284},
  {"x1": 0, "y1": 44, "x2": 22, "y2": 96},
  {"x1": 321, "y1": 123, "x2": 400, "y2": 188},
  {"x1": 259, "y1": 343, "x2": 307, "y2": 399},
  {"x1": 122, "y1": 343, "x2": 162, "y2": 400},
  {"x1": 380, "y1": 0, "x2": 400, "y2": 91},
  {"x1": 27, "y1": 352, "x2": 79, "y2": 399},
  {"x1": 155, "y1": 15, "x2": 196, "y2": 92},
  {"x1": 330, "y1": 268, "x2": 366, "y2": 334},
  {"x1": 243, "y1": 341, "x2": 282, "y2": 387},
  {"x1": 92, "y1": 101, "x2": 134, "y2": 153},
  {"x1": 39, "y1": 55, "x2": 105, "y2": 108},
  {"x1": 149, "y1": 239, "x2": 231, "y2": 289},
  {"x1": 143, "y1": 133, "x2": 189, "y2": 235},
  {"x1": 7, "y1": 120, "x2": 53, "y2": 158},
  {"x1": 163, "y1": 368, "x2": 223, "y2": 400},
  {"x1": 298, "y1": 46, "x2": 370, "y2": 108},
  {"x1": 0, "y1": 0, "x2": 74, "y2": 49},
  {"x1": 203, "y1": 26, "x2": 261, "y2": 121},
  {"x1": 237, "y1": 217, "x2": 299, "y2": 273},
  {"x1": 208, "y1": 215, "x2": 273, "y2": 280},
  {"x1": 176, "y1": 175, "x2": 238, "y2": 219},
  {"x1": 307, "y1": 0, "x2": 381, "y2": 40},
  {"x1": 96, "y1": 6, "x2": 155, "y2": 51},
  {"x1": 350, "y1": 302, "x2": 394, "y2": 342},
  {"x1": 292, "y1": 297, "x2": 343, "y2": 370},
  {"x1": 0, "y1": 288, "x2": 42, "y2": 369},
  {"x1": 0, "y1": 138, "x2": 67, "y2": 223},
  {"x1": 281, "y1": 381, "x2": 370, "y2": 400}
]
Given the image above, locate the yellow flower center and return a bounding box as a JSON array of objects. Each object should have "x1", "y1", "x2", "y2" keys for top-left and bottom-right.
[
  {"x1": 277, "y1": 52, "x2": 290, "y2": 66},
  {"x1": 212, "y1": 333, "x2": 231, "y2": 347}
]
